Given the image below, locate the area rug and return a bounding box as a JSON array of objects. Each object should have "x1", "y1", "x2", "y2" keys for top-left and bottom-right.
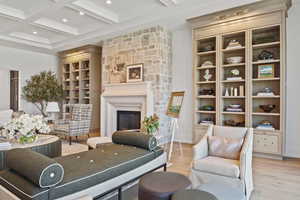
[{"x1": 61, "y1": 140, "x2": 88, "y2": 156}]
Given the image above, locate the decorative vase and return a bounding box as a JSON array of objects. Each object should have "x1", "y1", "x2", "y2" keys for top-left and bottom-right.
[{"x1": 18, "y1": 134, "x2": 38, "y2": 144}]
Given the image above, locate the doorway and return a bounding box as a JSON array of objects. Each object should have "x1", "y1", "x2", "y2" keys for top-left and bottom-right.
[{"x1": 10, "y1": 71, "x2": 19, "y2": 111}]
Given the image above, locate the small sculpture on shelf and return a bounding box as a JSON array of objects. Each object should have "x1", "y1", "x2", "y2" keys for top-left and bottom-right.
[
  {"x1": 256, "y1": 120, "x2": 275, "y2": 131},
  {"x1": 258, "y1": 50, "x2": 274, "y2": 61},
  {"x1": 226, "y1": 68, "x2": 242, "y2": 81},
  {"x1": 226, "y1": 39, "x2": 242, "y2": 49},
  {"x1": 259, "y1": 104, "x2": 276, "y2": 113},
  {"x1": 226, "y1": 56, "x2": 243, "y2": 64},
  {"x1": 199, "y1": 88, "x2": 215, "y2": 96},
  {"x1": 224, "y1": 85, "x2": 244, "y2": 97},
  {"x1": 203, "y1": 69, "x2": 213, "y2": 82},
  {"x1": 200, "y1": 105, "x2": 215, "y2": 111}
]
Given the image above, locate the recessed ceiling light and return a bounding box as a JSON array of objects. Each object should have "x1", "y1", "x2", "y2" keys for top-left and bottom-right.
[
  {"x1": 33, "y1": 31, "x2": 37, "y2": 35},
  {"x1": 79, "y1": 11, "x2": 85, "y2": 16},
  {"x1": 62, "y1": 18, "x2": 68, "y2": 23},
  {"x1": 105, "y1": 0, "x2": 112, "y2": 5}
]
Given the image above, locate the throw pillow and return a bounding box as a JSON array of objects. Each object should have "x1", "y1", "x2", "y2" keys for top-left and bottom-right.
[{"x1": 208, "y1": 135, "x2": 244, "y2": 160}]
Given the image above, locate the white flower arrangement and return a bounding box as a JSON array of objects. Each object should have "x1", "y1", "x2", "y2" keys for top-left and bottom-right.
[{"x1": 2, "y1": 114, "x2": 50, "y2": 143}]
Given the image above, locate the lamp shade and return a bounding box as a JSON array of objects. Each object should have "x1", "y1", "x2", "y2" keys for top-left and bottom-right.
[{"x1": 46, "y1": 102, "x2": 60, "y2": 113}]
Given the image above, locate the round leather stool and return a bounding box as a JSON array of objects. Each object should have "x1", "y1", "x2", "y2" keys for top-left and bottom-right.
[
  {"x1": 138, "y1": 172, "x2": 191, "y2": 200},
  {"x1": 172, "y1": 189, "x2": 218, "y2": 200}
]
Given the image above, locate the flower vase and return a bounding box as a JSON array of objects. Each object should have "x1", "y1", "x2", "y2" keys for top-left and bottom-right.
[{"x1": 18, "y1": 135, "x2": 38, "y2": 144}]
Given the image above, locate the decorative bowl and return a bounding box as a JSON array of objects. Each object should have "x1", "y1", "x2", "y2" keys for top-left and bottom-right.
[
  {"x1": 226, "y1": 56, "x2": 243, "y2": 64},
  {"x1": 229, "y1": 104, "x2": 241, "y2": 108},
  {"x1": 200, "y1": 105, "x2": 215, "y2": 111},
  {"x1": 201, "y1": 61, "x2": 214, "y2": 67},
  {"x1": 259, "y1": 105, "x2": 276, "y2": 113},
  {"x1": 199, "y1": 89, "x2": 214, "y2": 96}
]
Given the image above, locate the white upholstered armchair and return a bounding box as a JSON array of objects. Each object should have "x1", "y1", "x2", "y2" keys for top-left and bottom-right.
[{"x1": 190, "y1": 125, "x2": 253, "y2": 200}]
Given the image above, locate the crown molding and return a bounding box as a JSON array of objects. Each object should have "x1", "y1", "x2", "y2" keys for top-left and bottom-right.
[{"x1": 187, "y1": 0, "x2": 292, "y2": 28}]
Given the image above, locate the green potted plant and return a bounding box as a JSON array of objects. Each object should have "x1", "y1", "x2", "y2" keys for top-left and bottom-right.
[
  {"x1": 142, "y1": 114, "x2": 159, "y2": 135},
  {"x1": 22, "y1": 71, "x2": 64, "y2": 117}
]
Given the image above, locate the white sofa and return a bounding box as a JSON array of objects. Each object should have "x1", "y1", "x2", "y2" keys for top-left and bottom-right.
[
  {"x1": 0, "y1": 109, "x2": 13, "y2": 127},
  {"x1": 190, "y1": 125, "x2": 254, "y2": 200}
]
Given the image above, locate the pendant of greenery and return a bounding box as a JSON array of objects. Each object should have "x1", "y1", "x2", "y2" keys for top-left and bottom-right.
[{"x1": 22, "y1": 71, "x2": 64, "y2": 117}]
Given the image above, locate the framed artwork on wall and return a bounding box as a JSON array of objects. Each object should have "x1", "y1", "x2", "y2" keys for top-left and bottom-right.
[
  {"x1": 126, "y1": 63, "x2": 143, "y2": 82},
  {"x1": 258, "y1": 64, "x2": 275, "y2": 78},
  {"x1": 166, "y1": 91, "x2": 185, "y2": 118}
]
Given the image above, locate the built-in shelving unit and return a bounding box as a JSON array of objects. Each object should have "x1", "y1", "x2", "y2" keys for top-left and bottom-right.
[
  {"x1": 59, "y1": 45, "x2": 102, "y2": 130},
  {"x1": 188, "y1": 0, "x2": 291, "y2": 158}
]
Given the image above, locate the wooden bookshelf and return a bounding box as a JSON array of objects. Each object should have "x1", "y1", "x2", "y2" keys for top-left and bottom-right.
[
  {"x1": 59, "y1": 45, "x2": 101, "y2": 130},
  {"x1": 188, "y1": 0, "x2": 291, "y2": 158}
]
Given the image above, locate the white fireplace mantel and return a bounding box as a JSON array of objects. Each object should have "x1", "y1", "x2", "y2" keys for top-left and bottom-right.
[{"x1": 100, "y1": 82, "x2": 154, "y2": 137}]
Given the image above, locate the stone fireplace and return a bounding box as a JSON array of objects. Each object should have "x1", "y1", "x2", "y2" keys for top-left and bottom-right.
[{"x1": 101, "y1": 26, "x2": 172, "y2": 140}]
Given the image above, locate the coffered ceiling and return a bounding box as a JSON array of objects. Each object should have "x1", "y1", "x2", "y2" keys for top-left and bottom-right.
[{"x1": 0, "y1": 0, "x2": 257, "y2": 53}]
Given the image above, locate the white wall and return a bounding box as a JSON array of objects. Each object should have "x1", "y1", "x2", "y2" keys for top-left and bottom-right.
[
  {"x1": 286, "y1": 0, "x2": 300, "y2": 158},
  {"x1": 0, "y1": 46, "x2": 58, "y2": 114},
  {"x1": 0, "y1": 68, "x2": 10, "y2": 110},
  {"x1": 171, "y1": 1, "x2": 300, "y2": 158},
  {"x1": 172, "y1": 26, "x2": 194, "y2": 143}
]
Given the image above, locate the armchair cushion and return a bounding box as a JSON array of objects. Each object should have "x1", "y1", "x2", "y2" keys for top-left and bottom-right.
[
  {"x1": 208, "y1": 136, "x2": 244, "y2": 160},
  {"x1": 193, "y1": 156, "x2": 240, "y2": 178}
]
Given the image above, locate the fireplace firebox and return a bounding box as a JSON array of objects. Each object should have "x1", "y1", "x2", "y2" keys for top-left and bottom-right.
[{"x1": 117, "y1": 111, "x2": 141, "y2": 131}]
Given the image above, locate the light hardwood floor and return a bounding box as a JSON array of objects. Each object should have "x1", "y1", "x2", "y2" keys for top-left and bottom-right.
[
  {"x1": 77, "y1": 134, "x2": 300, "y2": 200},
  {"x1": 166, "y1": 143, "x2": 300, "y2": 200}
]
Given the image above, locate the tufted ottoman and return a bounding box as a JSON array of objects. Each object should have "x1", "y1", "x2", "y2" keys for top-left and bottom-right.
[
  {"x1": 138, "y1": 172, "x2": 191, "y2": 200},
  {"x1": 86, "y1": 137, "x2": 112, "y2": 149}
]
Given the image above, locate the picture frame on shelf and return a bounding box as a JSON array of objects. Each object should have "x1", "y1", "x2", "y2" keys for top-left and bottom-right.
[
  {"x1": 126, "y1": 63, "x2": 143, "y2": 82},
  {"x1": 166, "y1": 91, "x2": 185, "y2": 118},
  {"x1": 258, "y1": 64, "x2": 275, "y2": 79}
]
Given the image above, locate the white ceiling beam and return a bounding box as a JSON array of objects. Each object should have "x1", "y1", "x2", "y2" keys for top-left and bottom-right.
[
  {"x1": 71, "y1": 0, "x2": 119, "y2": 24},
  {"x1": 0, "y1": 34, "x2": 52, "y2": 49},
  {"x1": 0, "y1": 4, "x2": 25, "y2": 20},
  {"x1": 159, "y1": 0, "x2": 179, "y2": 7},
  {"x1": 33, "y1": 18, "x2": 79, "y2": 35},
  {"x1": 9, "y1": 32, "x2": 51, "y2": 44}
]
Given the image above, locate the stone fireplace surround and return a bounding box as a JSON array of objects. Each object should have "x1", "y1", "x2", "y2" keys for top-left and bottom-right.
[
  {"x1": 101, "y1": 26, "x2": 172, "y2": 140},
  {"x1": 101, "y1": 82, "x2": 154, "y2": 137}
]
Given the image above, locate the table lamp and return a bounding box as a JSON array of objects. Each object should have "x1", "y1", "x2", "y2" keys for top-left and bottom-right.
[{"x1": 46, "y1": 102, "x2": 60, "y2": 123}]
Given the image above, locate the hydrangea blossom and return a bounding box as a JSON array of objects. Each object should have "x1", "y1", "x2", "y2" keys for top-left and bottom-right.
[{"x1": 2, "y1": 114, "x2": 50, "y2": 139}]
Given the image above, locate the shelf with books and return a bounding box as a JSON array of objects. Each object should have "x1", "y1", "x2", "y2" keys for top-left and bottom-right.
[{"x1": 190, "y1": 2, "x2": 289, "y2": 157}]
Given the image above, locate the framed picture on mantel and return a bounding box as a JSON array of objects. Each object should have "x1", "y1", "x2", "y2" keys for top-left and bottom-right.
[{"x1": 126, "y1": 63, "x2": 143, "y2": 82}]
